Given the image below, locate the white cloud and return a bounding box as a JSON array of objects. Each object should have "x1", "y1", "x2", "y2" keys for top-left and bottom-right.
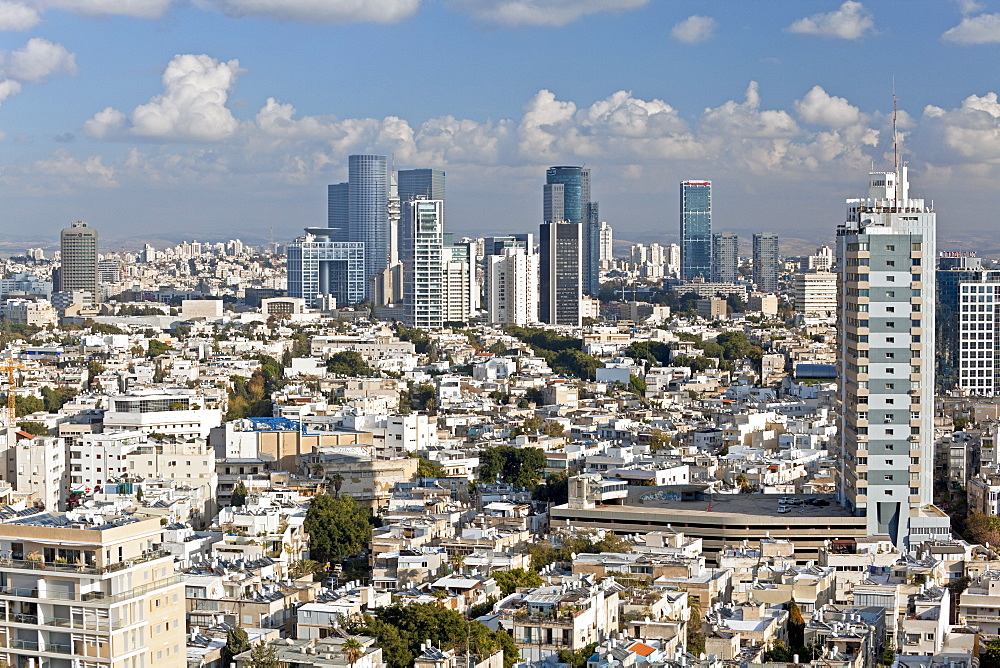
[
  {"x1": 956, "y1": 0, "x2": 985, "y2": 15},
  {"x1": 787, "y1": 1, "x2": 875, "y2": 39},
  {"x1": 0, "y1": 78, "x2": 21, "y2": 103},
  {"x1": 33, "y1": 149, "x2": 118, "y2": 187},
  {"x1": 795, "y1": 85, "x2": 863, "y2": 127},
  {"x1": 942, "y1": 13, "x2": 1000, "y2": 43},
  {"x1": 194, "y1": 0, "x2": 420, "y2": 24},
  {"x1": 85, "y1": 54, "x2": 242, "y2": 141},
  {"x1": 670, "y1": 15, "x2": 716, "y2": 44},
  {"x1": 701, "y1": 81, "x2": 800, "y2": 139},
  {"x1": 31, "y1": 0, "x2": 172, "y2": 18},
  {"x1": 922, "y1": 92, "x2": 1000, "y2": 163},
  {"x1": 0, "y1": 38, "x2": 76, "y2": 82},
  {"x1": 0, "y1": 2, "x2": 40, "y2": 30},
  {"x1": 451, "y1": 0, "x2": 647, "y2": 27}
]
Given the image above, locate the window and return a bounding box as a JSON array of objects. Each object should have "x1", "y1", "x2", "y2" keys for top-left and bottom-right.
[
  {"x1": 886, "y1": 245, "x2": 895, "y2": 251},
  {"x1": 887, "y1": 276, "x2": 895, "y2": 282}
]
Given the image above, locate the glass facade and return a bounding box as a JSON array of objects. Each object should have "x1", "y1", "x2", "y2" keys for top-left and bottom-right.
[
  {"x1": 401, "y1": 199, "x2": 445, "y2": 329},
  {"x1": 348, "y1": 155, "x2": 389, "y2": 298},
  {"x1": 680, "y1": 181, "x2": 712, "y2": 280},
  {"x1": 287, "y1": 232, "x2": 365, "y2": 308},
  {"x1": 539, "y1": 221, "x2": 581, "y2": 326},
  {"x1": 752, "y1": 232, "x2": 780, "y2": 293},
  {"x1": 545, "y1": 167, "x2": 598, "y2": 296},
  {"x1": 712, "y1": 232, "x2": 739, "y2": 283}
]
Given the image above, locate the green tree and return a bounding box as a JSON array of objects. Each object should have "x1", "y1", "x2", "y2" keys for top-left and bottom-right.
[
  {"x1": 327, "y1": 351, "x2": 372, "y2": 376},
  {"x1": 342, "y1": 637, "x2": 364, "y2": 667},
  {"x1": 493, "y1": 568, "x2": 543, "y2": 595},
  {"x1": 17, "y1": 421, "x2": 49, "y2": 436},
  {"x1": 223, "y1": 626, "x2": 250, "y2": 666},
  {"x1": 558, "y1": 643, "x2": 598, "y2": 668},
  {"x1": 230, "y1": 481, "x2": 248, "y2": 507},
  {"x1": 416, "y1": 458, "x2": 446, "y2": 478},
  {"x1": 304, "y1": 493, "x2": 373, "y2": 566},
  {"x1": 245, "y1": 639, "x2": 281, "y2": 668},
  {"x1": 477, "y1": 446, "x2": 546, "y2": 488},
  {"x1": 14, "y1": 395, "x2": 44, "y2": 417},
  {"x1": 146, "y1": 339, "x2": 169, "y2": 358},
  {"x1": 628, "y1": 374, "x2": 646, "y2": 396},
  {"x1": 762, "y1": 640, "x2": 793, "y2": 663},
  {"x1": 533, "y1": 472, "x2": 569, "y2": 505},
  {"x1": 41, "y1": 386, "x2": 76, "y2": 413}
]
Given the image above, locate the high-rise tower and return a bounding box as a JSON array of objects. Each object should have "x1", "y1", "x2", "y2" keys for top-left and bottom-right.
[
  {"x1": 539, "y1": 221, "x2": 582, "y2": 326},
  {"x1": 58, "y1": 221, "x2": 99, "y2": 297},
  {"x1": 348, "y1": 155, "x2": 389, "y2": 297},
  {"x1": 712, "y1": 232, "x2": 739, "y2": 283},
  {"x1": 544, "y1": 167, "x2": 598, "y2": 295},
  {"x1": 680, "y1": 181, "x2": 712, "y2": 280},
  {"x1": 837, "y1": 166, "x2": 949, "y2": 548},
  {"x1": 401, "y1": 199, "x2": 445, "y2": 329},
  {"x1": 752, "y1": 232, "x2": 780, "y2": 293}
]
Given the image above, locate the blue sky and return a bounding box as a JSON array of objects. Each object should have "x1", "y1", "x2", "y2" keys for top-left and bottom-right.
[{"x1": 2, "y1": 0, "x2": 1000, "y2": 249}]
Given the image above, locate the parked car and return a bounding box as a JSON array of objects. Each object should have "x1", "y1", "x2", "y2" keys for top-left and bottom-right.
[{"x1": 777, "y1": 506, "x2": 791, "y2": 513}]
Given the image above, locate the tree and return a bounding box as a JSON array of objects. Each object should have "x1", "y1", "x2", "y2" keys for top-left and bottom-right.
[
  {"x1": 146, "y1": 339, "x2": 169, "y2": 358},
  {"x1": 416, "y1": 458, "x2": 446, "y2": 478},
  {"x1": 14, "y1": 395, "x2": 44, "y2": 417},
  {"x1": 965, "y1": 512, "x2": 1000, "y2": 547},
  {"x1": 230, "y1": 481, "x2": 248, "y2": 507},
  {"x1": 17, "y1": 421, "x2": 49, "y2": 436},
  {"x1": 327, "y1": 351, "x2": 372, "y2": 377},
  {"x1": 558, "y1": 643, "x2": 598, "y2": 668},
  {"x1": 762, "y1": 640, "x2": 793, "y2": 663},
  {"x1": 223, "y1": 626, "x2": 250, "y2": 665},
  {"x1": 687, "y1": 595, "x2": 705, "y2": 656},
  {"x1": 628, "y1": 374, "x2": 646, "y2": 396},
  {"x1": 290, "y1": 559, "x2": 321, "y2": 578},
  {"x1": 245, "y1": 640, "x2": 281, "y2": 668},
  {"x1": 329, "y1": 473, "x2": 344, "y2": 498},
  {"x1": 342, "y1": 637, "x2": 364, "y2": 667},
  {"x1": 477, "y1": 446, "x2": 546, "y2": 488},
  {"x1": 493, "y1": 568, "x2": 543, "y2": 595},
  {"x1": 787, "y1": 599, "x2": 805, "y2": 649},
  {"x1": 304, "y1": 493, "x2": 373, "y2": 566},
  {"x1": 41, "y1": 386, "x2": 76, "y2": 413}
]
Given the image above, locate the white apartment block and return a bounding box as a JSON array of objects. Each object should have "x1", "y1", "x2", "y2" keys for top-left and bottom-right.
[
  {"x1": 9, "y1": 436, "x2": 65, "y2": 512},
  {"x1": 794, "y1": 271, "x2": 837, "y2": 322},
  {"x1": 486, "y1": 247, "x2": 539, "y2": 326},
  {"x1": 102, "y1": 391, "x2": 222, "y2": 440},
  {"x1": 69, "y1": 432, "x2": 145, "y2": 493},
  {"x1": 958, "y1": 281, "x2": 1000, "y2": 396}
]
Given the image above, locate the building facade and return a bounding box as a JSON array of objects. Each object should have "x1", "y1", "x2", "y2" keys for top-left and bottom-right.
[
  {"x1": 286, "y1": 230, "x2": 366, "y2": 308},
  {"x1": 794, "y1": 271, "x2": 838, "y2": 321},
  {"x1": 58, "y1": 221, "x2": 99, "y2": 297},
  {"x1": 348, "y1": 155, "x2": 389, "y2": 297},
  {"x1": 935, "y1": 254, "x2": 1000, "y2": 394},
  {"x1": 486, "y1": 247, "x2": 539, "y2": 326},
  {"x1": 712, "y1": 232, "x2": 739, "y2": 283},
  {"x1": 401, "y1": 199, "x2": 445, "y2": 329},
  {"x1": 544, "y1": 167, "x2": 598, "y2": 295},
  {"x1": 680, "y1": 181, "x2": 712, "y2": 280},
  {"x1": 539, "y1": 221, "x2": 582, "y2": 327},
  {"x1": 752, "y1": 232, "x2": 780, "y2": 294},
  {"x1": 836, "y1": 166, "x2": 948, "y2": 547}
]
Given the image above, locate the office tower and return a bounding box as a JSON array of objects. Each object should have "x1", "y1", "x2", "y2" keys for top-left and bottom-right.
[
  {"x1": 0, "y1": 510, "x2": 185, "y2": 667},
  {"x1": 712, "y1": 232, "x2": 739, "y2": 283},
  {"x1": 443, "y1": 242, "x2": 475, "y2": 324},
  {"x1": 752, "y1": 232, "x2": 780, "y2": 293},
  {"x1": 327, "y1": 182, "x2": 349, "y2": 241},
  {"x1": 348, "y1": 154, "x2": 389, "y2": 297},
  {"x1": 539, "y1": 221, "x2": 582, "y2": 326},
  {"x1": 680, "y1": 181, "x2": 712, "y2": 280},
  {"x1": 483, "y1": 234, "x2": 533, "y2": 257},
  {"x1": 287, "y1": 229, "x2": 366, "y2": 307},
  {"x1": 598, "y1": 221, "x2": 614, "y2": 269},
  {"x1": 837, "y1": 166, "x2": 949, "y2": 548},
  {"x1": 58, "y1": 221, "x2": 99, "y2": 297},
  {"x1": 401, "y1": 199, "x2": 445, "y2": 329},
  {"x1": 545, "y1": 166, "x2": 598, "y2": 295},
  {"x1": 936, "y1": 254, "x2": 1000, "y2": 395},
  {"x1": 398, "y1": 169, "x2": 445, "y2": 211},
  {"x1": 793, "y1": 270, "x2": 838, "y2": 322},
  {"x1": 486, "y1": 247, "x2": 539, "y2": 325}
]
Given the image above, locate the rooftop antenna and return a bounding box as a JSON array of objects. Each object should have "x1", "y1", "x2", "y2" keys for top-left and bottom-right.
[{"x1": 892, "y1": 76, "x2": 898, "y2": 177}]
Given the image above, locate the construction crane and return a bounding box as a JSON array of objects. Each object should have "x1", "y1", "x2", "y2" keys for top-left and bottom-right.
[{"x1": 0, "y1": 358, "x2": 24, "y2": 429}]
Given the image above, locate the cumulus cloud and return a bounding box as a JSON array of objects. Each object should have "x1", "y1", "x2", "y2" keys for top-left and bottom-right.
[
  {"x1": 0, "y1": 38, "x2": 76, "y2": 82},
  {"x1": 787, "y1": 1, "x2": 875, "y2": 39},
  {"x1": 194, "y1": 0, "x2": 420, "y2": 23},
  {"x1": 85, "y1": 54, "x2": 242, "y2": 141},
  {"x1": 31, "y1": 0, "x2": 172, "y2": 18},
  {"x1": 923, "y1": 92, "x2": 1000, "y2": 163},
  {"x1": 0, "y1": 78, "x2": 21, "y2": 103},
  {"x1": 451, "y1": 0, "x2": 647, "y2": 27},
  {"x1": 0, "y1": 2, "x2": 40, "y2": 30},
  {"x1": 795, "y1": 85, "x2": 863, "y2": 127},
  {"x1": 670, "y1": 15, "x2": 717, "y2": 44},
  {"x1": 942, "y1": 13, "x2": 1000, "y2": 43},
  {"x1": 33, "y1": 149, "x2": 118, "y2": 187},
  {"x1": 701, "y1": 81, "x2": 800, "y2": 139}
]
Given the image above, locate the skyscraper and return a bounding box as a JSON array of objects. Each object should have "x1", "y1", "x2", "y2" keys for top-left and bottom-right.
[
  {"x1": 544, "y1": 167, "x2": 598, "y2": 295},
  {"x1": 837, "y1": 166, "x2": 950, "y2": 548},
  {"x1": 287, "y1": 229, "x2": 366, "y2": 307},
  {"x1": 680, "y1": 181, "x2": 712, "y2": 280},
  {"x1": 539, "y1": 221, "x2": 582, "y2": 326},
  {"x1": 327, "y1": 182, "x2": 349, "y2": 241},
  {"x1": 348, "y1": 155, "x2": 389, "y2": 297},
  {"x1": 398, "y1": 169, "x2": 445, "y2": 212},
  {"x1": 401, "y1": 199, "x2": 445, "y2": 329},
  {"x1": 712, "y1": 232, "x2": 739, "y2": 283},
  {"x1": 598, "y1": 221, "x2": 614, "y2": 270},
  {"x1": 936, "y1": 254, "x2": 1000, "y2": 395},
  {"x1": 752, "y1": 232, "x2": 780, "y2": 293},
  {"x1": 58, "y1": 221, "x2": 99, "y2": 297},
  {"x1": 486, "y1": 246, "x2": 539, "y2": 326}
]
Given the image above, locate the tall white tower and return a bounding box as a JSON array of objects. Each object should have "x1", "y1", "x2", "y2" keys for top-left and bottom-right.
[{"x1": 837, "y1": 165, "x2": 950, "y2": 549}]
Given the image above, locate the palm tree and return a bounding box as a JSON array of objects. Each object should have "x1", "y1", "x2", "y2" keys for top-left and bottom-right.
[
  {"x1": 450, "y1": 552, "x2": 466, "y2": 574},
  {"x1": 342, "y1": 637, "x2": 364, "y2": 667},
  {"x1": 329, "y1": 473, "x2": 344, "y2": 498}
]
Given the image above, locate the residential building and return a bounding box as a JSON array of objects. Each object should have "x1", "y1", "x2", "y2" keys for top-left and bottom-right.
[
  {"x1": 598, "y1": 220, "x2": 614, "y2": 270},
  {"x1": 837, "y1": 166, "x2": 949, "y2": 547},
  {"x1": 0, "y1": 509, "x2": 186, "y2": 668},
  {"x1": 102, "y1": 390, "x2": 222, "y2": 440},
  {"x1": 485, "y1": 247, "x2": 538, "y2": 326},
  {"x1": 68, "y1": 431, "x2": 145, "y2": 493},
  {"x1": 752, "y1": 232, "x2": 780, "y2": 294},
  {"x1": 401, "y1": 198, "x2": 445, "y2": 329},
  {"x1": 794, "y1": 270, "x2": 838, "y2": 321},
  {"x1": 697, "y1": 297, "x2": 727, "y2": 320},
  {"x1": 442, "y1": 242, "x2": 475, "y2": 323},
  {"x1": 539, "y1": 221, "x2": 582, "y2": 326},
  {"x1": 9, "y1": 436, "x2": 65, "y2": 512},
  {"x1": 680, "y1": 180, "x2": 712, "y2": 280},
  {"x1": 58, "y1": 221, "x2": 99, "y2": 297},
  {"x1": 712, "y1": 232, "x2": 739, "y2": 283}
]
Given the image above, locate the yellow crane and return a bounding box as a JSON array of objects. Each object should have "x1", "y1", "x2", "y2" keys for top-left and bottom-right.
[{"x1": 0, "y1": 358, "x2": 24, "y2": 429}]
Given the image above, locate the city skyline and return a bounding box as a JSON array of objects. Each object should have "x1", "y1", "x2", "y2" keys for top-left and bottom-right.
[{"x1": 3, "y1": 3, "x2": 1000, "y2": 245}]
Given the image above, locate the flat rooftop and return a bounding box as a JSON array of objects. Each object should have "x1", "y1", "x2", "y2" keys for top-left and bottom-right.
[{"x1": 619, "y1": 492, "x2": 852, "y2": 520}]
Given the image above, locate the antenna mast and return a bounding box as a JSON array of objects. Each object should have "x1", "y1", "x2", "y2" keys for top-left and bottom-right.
[{"x1": 892, "y1": 77, "x2": 898, "y2": 176}]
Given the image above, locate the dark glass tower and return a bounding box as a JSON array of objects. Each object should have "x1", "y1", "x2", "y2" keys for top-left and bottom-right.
[
  {"x1": 539, "y1": 221, "x2": 582, "y2": 326},
  {"x1": 680, "y1": 180, "x2": 712, "y2": 280},
  {"x1": 348, "y1": 155, "x2": 389, "y2": 298},
  {"x1": 544, "y1": 166, "x2": 598, "y2": 295}
]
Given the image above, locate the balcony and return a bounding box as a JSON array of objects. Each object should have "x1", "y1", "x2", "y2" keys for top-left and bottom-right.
[
  {"x1": 0, "y1": 549, "x2": 170, "y2": 577},
  {"x1": 0, "y1": 613, "x2": 123, "y2": 632},
  {"x1": 0, "y1": 574, "x2": 183, "y2": 604}
]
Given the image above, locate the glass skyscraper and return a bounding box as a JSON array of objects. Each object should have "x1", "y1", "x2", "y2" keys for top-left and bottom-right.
[
  {"x1": 544, "y1": 166, "x2": 598, "y2": 295},
  {"x1": 539, "y1": 221, "x2": 582, "y2": 326},
  {"x1": 348, "y1": 154, "x2": 389, "y2": 298},
  {"x1": 680, "y1": 180, "x2": 712, "y2": 280},
  {"x1": 752, "y1": 232, "x2": 780, "y2": 293},
  {"x1": 712, "y1": 232, "x2": 739, "y2": 283}
]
